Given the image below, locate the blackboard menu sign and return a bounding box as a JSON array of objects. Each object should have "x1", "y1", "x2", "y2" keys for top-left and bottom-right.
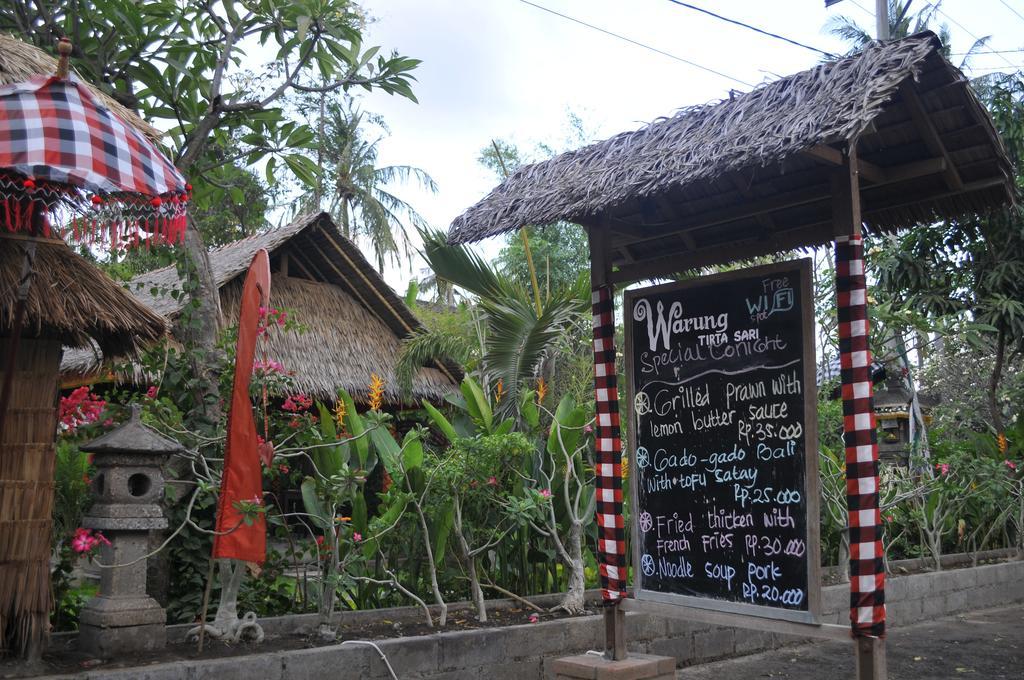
[{"x1": 625, "y1": 259, "x2": 821, "y2": 624}]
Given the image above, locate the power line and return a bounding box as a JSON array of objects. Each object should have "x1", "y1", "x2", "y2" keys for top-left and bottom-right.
[
  {"x1": 996, "y1": 0, "x2": 1024, "y2": 25},
  {"x1": 516, "y1": 0, "x2": 755, "y2": 88},
  {"x1": 837, "y1": 0, "x2": 1020, "y2": 69},
  {"x1": 951, "y1": 48, "x2": 1024, "y2": 55},
  {"x1": 663, "y1": 0, "x2": 837, "y2": 58},
  {"x1": 930, "y1": 5, "x2": 1019, "y2": 69}
]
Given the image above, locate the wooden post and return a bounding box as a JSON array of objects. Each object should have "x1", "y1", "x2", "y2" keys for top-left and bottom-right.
[
  {"x1": 833, "y1": 146, "x2": 887, "y2": 680},
  {"x1": 604, "y1": 602, "x2": 626, "y2": 661},
  {"x1": 857, "y1": 637, "x2": 887, "y2": 679},
  {"x1": 588, "y1": 225, "x2": 628, "y2": 661}
]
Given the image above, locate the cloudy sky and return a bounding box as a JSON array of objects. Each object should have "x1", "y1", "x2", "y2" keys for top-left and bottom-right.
[{"x1": 343, "y1": 0, "x2": 1023, "y2": 291}]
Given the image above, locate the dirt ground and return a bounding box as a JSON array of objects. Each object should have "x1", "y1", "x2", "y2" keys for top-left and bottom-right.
[{"x1": 676, "y1": 604, "x2": 1024, "y2": 679}]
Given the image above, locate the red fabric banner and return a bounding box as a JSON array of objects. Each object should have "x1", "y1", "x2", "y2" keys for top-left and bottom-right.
[{"x1": 213, "y1": 249, "x2": 270, "y2": 563}]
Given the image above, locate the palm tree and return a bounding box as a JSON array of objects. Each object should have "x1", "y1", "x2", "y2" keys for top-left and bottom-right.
[
  {"x1": 309, "y1": 102, "x2": 437, "y2": 271},
  {"x1": 396, "y1": 230, "x2": 589, "y2": 414},
  {"x1": 826, "y1": 0, "x2": 990, "y2": 68}
]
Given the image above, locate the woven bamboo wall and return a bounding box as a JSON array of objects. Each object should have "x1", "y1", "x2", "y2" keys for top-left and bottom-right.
[{"x1": 0, "y1": 336, "x2": 60, "y2": 659}]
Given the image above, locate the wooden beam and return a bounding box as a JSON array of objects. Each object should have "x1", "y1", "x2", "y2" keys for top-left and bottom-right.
[
  {"x1": 652, "y1": 195, "x2": 696, "y2": 249},
  {"x1": 899, "y1": 79, "x2": 964, "y2": 191},
  {"x1": 621, "y1": 598, "x2": 851, "y2": 642},
  {"x1": 606, "y1": 152, "x2": 951, "y2": 253},
  {"x1": 609, "y1": 183, "x2": 828, "y2": 243},
  {"x1": 879, "y1": 157, "x2": 945, "y2": 184},
  {"x1": 727, "y1": 171, "x2": 776, "y2": 233},
  {"x1": 805, "y1": 144, "x2": 885, "y2": 184},
  {"x1": 832, "y1": 144, "x2": 862, "y2": 238},
  {"x1": 609, "y1": 222, "x2": 832, "y2": 284}
]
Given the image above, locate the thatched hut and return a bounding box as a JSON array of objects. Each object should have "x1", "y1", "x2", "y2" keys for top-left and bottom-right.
[
  {"x1": 63, "y1": 212, "x2": 460, "y2": 405},
  {"x1": 0, "y1": 239, "x2": 166, "y2": 659},
  {"x1": 0, "y1": 33, "x2": 170, "y2": 659},
  {"x1": 447, "y1": 32, "x2": 1014, "y2": 278}
]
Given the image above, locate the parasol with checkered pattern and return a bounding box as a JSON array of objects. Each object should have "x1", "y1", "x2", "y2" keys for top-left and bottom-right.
[{"x1": 0, "y1": 39, "x2": 189, "y2": 247}]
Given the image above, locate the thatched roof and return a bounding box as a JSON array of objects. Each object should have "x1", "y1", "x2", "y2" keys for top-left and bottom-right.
[
  {"x1": 448, "y1": 33, "x2": 1015, "y2": 280},
  {"x1": 1, "y1": 236, "x2": 166, "y2": 356},
  {"x1": 63, "y1": 213, "x2": 459, "y2": 404},
  {"x1": 0, "y1": 33, "x2": 161, "y2": 143}
]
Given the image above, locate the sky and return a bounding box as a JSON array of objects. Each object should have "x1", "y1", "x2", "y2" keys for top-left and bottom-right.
[{"x1": 337, "y1": 0, "x2": 1024, "y2": 292}]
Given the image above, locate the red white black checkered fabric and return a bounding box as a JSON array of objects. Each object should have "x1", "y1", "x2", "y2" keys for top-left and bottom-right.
[
  {"x1": 0, "y1": 76, "x2": 185, "y2": 196},
  {"x1": 0, "y1": 75, "x2": 188, "y2": 243},
  {"x1": 592, "y1": 285, "x2": 627, "y2": 601},
  {"x1": 835, "y1": 235, "x2": 886, "y2": 638}
]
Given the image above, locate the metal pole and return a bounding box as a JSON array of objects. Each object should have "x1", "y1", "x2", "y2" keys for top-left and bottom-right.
[{"x1": 876, "y1": 0, "x2": 890, "y2": 40}]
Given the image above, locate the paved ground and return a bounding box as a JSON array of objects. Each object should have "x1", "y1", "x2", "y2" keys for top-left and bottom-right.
[{"x1": 676, "y1": 605, "x2": 1024, "y2": 679}]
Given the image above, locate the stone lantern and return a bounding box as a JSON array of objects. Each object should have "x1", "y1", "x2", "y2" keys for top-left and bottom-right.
[{"x1": 78, "y1": 405, "x2": 182, "y2": 656}]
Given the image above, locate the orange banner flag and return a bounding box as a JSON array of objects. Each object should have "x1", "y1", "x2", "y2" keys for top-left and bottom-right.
[{"x1": 213, "y1": 249, "x2": 270, "y2": 563}]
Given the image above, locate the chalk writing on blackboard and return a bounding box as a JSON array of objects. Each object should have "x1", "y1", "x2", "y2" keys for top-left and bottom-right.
[{"x1": 626, "y1": 260, "x2": 820, "y2": 622}]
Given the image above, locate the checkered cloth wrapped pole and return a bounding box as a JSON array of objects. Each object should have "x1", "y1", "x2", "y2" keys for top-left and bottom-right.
[
  {"x1": 0, "y1": 75, "x2": 189, "y2": 244},
  {"x1": 592, "y1": 285, "x2": 627, "y2": 601},
  {"x1": 835, "y1": 235, "x2": 886, "y2": 638}
]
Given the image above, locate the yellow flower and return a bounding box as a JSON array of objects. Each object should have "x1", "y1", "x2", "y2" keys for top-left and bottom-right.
[
  {"x1": 494, "y1": 379, "x2": 505, "y2": 404},
  {"x1": 621, "y1": 455, "x2": 629, "y2": 481},
  {"x1": 333, "y1": 399, "x2": 347, "y2": 431},
  {"x1": 998, "y1": 432, "x2": 1008, "y2": 455},
  {"x1": 368, "y1": 373, "x2": 385, "y2": 411},
  {"x1": 536, "y1": 377, "x2": 548, "y2": 405}
]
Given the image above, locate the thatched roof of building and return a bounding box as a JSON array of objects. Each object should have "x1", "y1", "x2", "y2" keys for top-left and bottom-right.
[
  {"x1": 0, "y1": 33, "x2": 161, "y2": 143},
  {"x1": 448, "y1": 33, "x2": 1015, "y2": 280},
  {"x1": 62, "y1": 213, "x2": 459, "y2": 405},
  {"x1": 1, "y1": 237, "x2": 166, "y2": 355}
]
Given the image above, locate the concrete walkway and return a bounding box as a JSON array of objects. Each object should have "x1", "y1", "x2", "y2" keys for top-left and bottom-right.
[{"x1": 676, "y1": 604, "x2": 1024, "y2": 679}]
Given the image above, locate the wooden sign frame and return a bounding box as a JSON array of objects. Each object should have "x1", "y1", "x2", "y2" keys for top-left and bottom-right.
[{"x1": 623, "y1": 258, "x2": 822, "y2": 626}]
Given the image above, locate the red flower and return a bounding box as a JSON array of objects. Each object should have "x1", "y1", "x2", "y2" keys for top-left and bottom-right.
[
  {"x1": 145, "y1": 385, "x2": 159, "y2": 399},
  {"x1": 59, "y1": 387, "x2": 106, "y2": 433},
  {"x1": 282, "y1": 393, "x2": 312, "y2": 412}
]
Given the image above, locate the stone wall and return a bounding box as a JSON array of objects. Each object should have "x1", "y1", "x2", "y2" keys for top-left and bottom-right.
[{"x1": 37, "y1": 558, "x2": 1024, "y2": 680}]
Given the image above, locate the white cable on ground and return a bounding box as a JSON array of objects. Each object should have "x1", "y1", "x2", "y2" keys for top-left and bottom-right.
[{"x1": 340, "y1": 640, "x2": 399, "y2": 680}]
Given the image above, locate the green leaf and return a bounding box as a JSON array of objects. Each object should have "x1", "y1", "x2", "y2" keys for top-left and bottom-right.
[
  {"x1": 352, "y1": 493, "x2": 368, "y2": 534},
  {"x1": 520, "y1": 390, "x2": 540, "y2": 429},
  {"x1": 368, "y1": 426, "x2": 401, "y2": 475},
  {"x1": 339, "y1": 389, "x2": 369, "y2": 470},
  {"x1": 460, "y1": 376, "x2": 493, "y2": 433},
  {"x1": 432, "y1": 504, "x2": 454, "y2": 568},
  {"x1": 422, "y1": 400, "x2": 458, "y2": 444},
  {"x1": 548, "y1": 394, "x2": 586, "y2": 457},
  {"x1": 402, "y1": 431, "x2": 424, "y2": 470},
  {"x1": 300, "y1": 477, "x2": 330, "y2": 530}
]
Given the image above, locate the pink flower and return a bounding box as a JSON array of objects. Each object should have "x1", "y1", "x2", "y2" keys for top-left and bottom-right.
[
  {"x1": 487, "y1": 476, "x2": 498, "y2": 487},
  {"x1": 71, "y1": 534, "x2": 92, "y2": 553},
  {"x1": 539, "y1": 489, "x2": 552, "y2": 499},
  {"x1": 251, "y1": 494, "x2": 262, "y2": 505},
  {"x1": 529, "y1": 613, "x2": 539, "y2": 623},
  {"x1": 584, "y1": 424, "x2": 593, "y2": 433},
  {"x1": 145, "y1": 385, "x2": 159, "y2": 399},
  {"x1": 935, "y1": 463, "x2": 950, "y2": 476},
  {"x1": 94, "y1": 532, "x2": 110, "y2": 546},
  {"x1": 102, "y1": 418, "x2": 114, "y2": 427},
  {"x1": 1006, "y1": 460, "x2": 1018, "y2": 471},
  {"x1": 353, "y1": 532, "x2": 362, "y2": 543}
]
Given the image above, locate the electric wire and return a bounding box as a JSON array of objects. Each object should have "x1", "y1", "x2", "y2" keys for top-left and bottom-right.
[
  {"x1": 835, "y1": 0, "x2": 1019, "y2": 69},
  {"x1": 996, "y1": 0, "x2": 1024, "y2": 25},
  {"x1": 930, "y1": 5, "x2": 1020, "y2": 68},
  {"x1": 516, "y1": 0, "x2": 755, "y2": 88},
  {"x1": 663, "y1": 0, "x2": 838, "y2": 58}
]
